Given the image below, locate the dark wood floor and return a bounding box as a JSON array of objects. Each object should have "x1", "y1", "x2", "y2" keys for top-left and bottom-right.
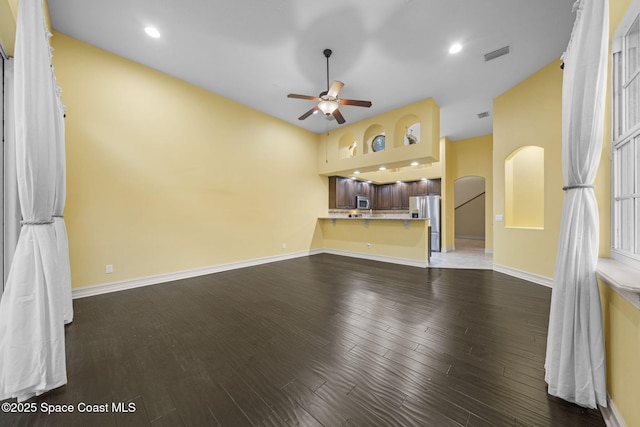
[{"x1": 1, "y1": 254, "x2": 604, "y2": 426}]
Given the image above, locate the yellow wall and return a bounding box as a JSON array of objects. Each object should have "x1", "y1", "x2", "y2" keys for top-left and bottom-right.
[
  {"x1": 600, "y1": 283, "x2": 640, "y2": 426},
  {"x1": 51, "y1": 32, "x2": 326, "y2": 289},
  {"x1": 493, "y1": 59, "x2": 564, "y2": 278},
  {"x1": 446, "y1": 134, "x2": 493, "y2": 251},
  {"x1": 0, "y1": 0, "x2": 18, "y2": 56},
  {"x1": 0, "y1": 0, "x2": 51, "y2": 56}
]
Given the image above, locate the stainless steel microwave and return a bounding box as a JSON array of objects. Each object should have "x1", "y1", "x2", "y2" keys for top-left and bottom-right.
[{"x1": 356, "y1": 196, "x2": 370, "y2": 209}]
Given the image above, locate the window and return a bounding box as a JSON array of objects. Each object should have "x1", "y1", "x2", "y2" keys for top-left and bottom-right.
[{"x1": 612, "y1": 1, "x2": 640, "y2": 269}]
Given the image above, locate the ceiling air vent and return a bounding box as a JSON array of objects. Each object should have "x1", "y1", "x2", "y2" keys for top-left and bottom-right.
[
  {"x1": 484, "y1": 45, "x2": 510, "y2": 62},
  {"x1": 477, "y1": 111, "x2": 490, "y2": 119}
]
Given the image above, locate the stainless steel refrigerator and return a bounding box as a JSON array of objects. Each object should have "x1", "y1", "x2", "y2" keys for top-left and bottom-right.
[{"x1": 409, "y1": 195, "x2": 441, "y2": 252}]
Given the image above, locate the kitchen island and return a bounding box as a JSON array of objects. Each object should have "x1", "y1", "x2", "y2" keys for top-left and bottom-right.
[{"x1": 318, "y1": 216, "x2": 431, "y2": 267}]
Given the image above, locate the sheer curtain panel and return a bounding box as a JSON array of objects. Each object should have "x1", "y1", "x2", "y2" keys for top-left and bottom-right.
[
  {"x1": 0, "y1": 0, "x2": 67, "y2": 401},
  {"x1": 53, "y1": 72, "x2": 73, "y2": 325},
  {"x1": 544, "y1": 0, "x2": 609, "y2": 409},
  {"x1": 3, "y1": 59, "x2": 21, "y2": 290}
]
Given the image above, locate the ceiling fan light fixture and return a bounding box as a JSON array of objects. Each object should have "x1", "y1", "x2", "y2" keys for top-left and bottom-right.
[{"x1": 318, "y1": 99, "x2": 339, "y2": 115}]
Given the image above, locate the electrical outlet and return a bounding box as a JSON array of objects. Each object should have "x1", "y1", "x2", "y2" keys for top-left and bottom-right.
[
  {"x1": 106, "y1": 264, "x2": 113, "y2": 274},
  {"x1": 282, "y1": 243, "x2": 286, "y2": 249},
  {"x1": 367, "y1": 243, "x2": 371, "y2": 248}
]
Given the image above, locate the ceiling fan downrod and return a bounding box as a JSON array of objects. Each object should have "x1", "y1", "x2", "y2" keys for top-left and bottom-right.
[{"x1": 324, "y1": 49, "x2": 332, "y2": 94}]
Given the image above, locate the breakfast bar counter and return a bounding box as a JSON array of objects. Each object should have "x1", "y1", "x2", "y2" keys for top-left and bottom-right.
[{"x1": 318, "y1": 216, "x2": 432, "y2": 267}]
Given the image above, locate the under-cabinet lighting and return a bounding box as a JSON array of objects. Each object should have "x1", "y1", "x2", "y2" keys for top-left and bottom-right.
[
  {"x1": 354, "y1": 171, "x2": 360, "y2": 174},
  {"x1": 379, "y1": 166, "x2": 386, "y2": 171},
  {"x1": 410, "y1": 161, "x2": 419, "y2": 166}
]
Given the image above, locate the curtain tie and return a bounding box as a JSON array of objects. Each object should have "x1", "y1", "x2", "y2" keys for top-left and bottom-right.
[
  {"x1": 562, "y1": 184, "x2": 594, "y2": 191},
  {"x1": 21, "y1": 220, "x2": 54, "y2": 226}
]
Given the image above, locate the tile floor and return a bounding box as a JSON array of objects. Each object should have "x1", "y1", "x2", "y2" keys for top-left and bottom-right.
[{"x1": 429, "y1": 238, "x2": 493, "y2": 270}]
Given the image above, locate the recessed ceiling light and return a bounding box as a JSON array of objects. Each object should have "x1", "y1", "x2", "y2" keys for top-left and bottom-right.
[
  {"x1": 396, "y1": 181, "x2": 402, "y2": 184},
  {"x1": 411, "y1": 161, "x2": 419, "y2": 166},
  {"x1": 379, "y1": 166, "x2": 386, "y2": 171},
  {"x1": 421, "y1": 177, "x2": 427, "y2": 181},
  {"x1": 145, "y1": 26, "x2": 161, "y2": 38},
  {"x1": 367, "y1": 180, "x2": 372, "y2": 183},
  {"x1": 449, "y1": 43, "x2": 462, "y2": 54}
]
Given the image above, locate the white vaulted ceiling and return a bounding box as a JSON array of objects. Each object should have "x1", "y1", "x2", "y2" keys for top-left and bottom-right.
[{"x1": 48, "y1": 0, "x2": 575, "y2": 140}]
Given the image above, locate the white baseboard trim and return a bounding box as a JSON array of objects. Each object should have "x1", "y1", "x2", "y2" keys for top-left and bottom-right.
[
  {"x1": 322, "y1": 249, "x2": 428, "y2": 268},
  {"x1": 601, "y1": 394, "x2": 626, "y2": 427},
  {"x1": 455, "y1": 235, "x2": 485, "y2": 240},
  {"x1": 72, "y1": 249, "x2": 323, "y2": 299},
  {"x1": 493, "y1": 263, "x2": 553, "y2": 288},
  {"x1": 73, "y1": 251, "x2": 558, "y2": 299}
]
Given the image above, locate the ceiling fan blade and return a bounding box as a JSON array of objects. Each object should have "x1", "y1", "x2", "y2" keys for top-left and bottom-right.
[
  {"x1": 332, "y1": 108, "x2": 346, "y2": 124},
  {"x1": 288, "y1": 93, "x2": 320, "y2": 101},
  {"x1": 339, "y1": 99, "x2": 372, "y2": 108},
  {"x1": 298, "y1": 106, "x2": 319, "y2": 120},
  {"x1": 327, "y1": 80, "x2": 344, "y2": 98}
]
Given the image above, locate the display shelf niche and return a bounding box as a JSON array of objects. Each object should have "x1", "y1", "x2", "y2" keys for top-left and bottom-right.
[
  {"x1": 364, "y1": 124, "x2": 385, "y2": 155},
  {"x1": 317, "y1": 98, "x2": 440, "y2": 177},
  {"x1": 338, "y1": 132, "x2": 358, "y2": 159},
  {"x1": 394, "y1": 114, "x2": 420, "y2": 148}
]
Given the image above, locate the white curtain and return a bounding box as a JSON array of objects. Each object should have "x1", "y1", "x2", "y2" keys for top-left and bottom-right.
[
  {"x1": 52, "y1": 68, "x2": 73, "y2": 325},
  {"x1": 3, "y1": 59, "x2": 21, "y2": 290},
  {"x1": 545, "y1": 0, "x2": 609, "y2": 409},
  {"x1": 0, "y1": 0, "x2": 67, "y2": 401}
]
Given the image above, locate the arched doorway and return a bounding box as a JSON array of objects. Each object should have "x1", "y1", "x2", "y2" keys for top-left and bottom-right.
[
  {"x1": 454, "y1": 176, "x2": 486, "y2": 242},
  {"x1": 429, "y1": 176, "x2": 491, "y2": 269}
]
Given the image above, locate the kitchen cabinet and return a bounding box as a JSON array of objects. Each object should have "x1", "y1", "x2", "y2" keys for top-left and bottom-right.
[
  {"x1": 375, "y1": 184, "x2": 391, "y2": 210},
  {"x1": 329, "y1": 176, "x2": 441, "y2": 210},
  {"x1": 390, "y1": 182, "x2": 408, "y2": 209},
  {"x1": 330, "y1": 177, "x2": 374, "y2": 209},
  {"x1": 415, "y1": 180, "x2": 430, "y2": 196},
  {"x1": 408, "y1": 179, "x2": 440, "y2": 196},
  {"x1": 329, "y1": 176, "x2": 357, "y2": 209},
  {"x1": 356, "y1": 181, "x2": 373, "y2": 198},
  {"x1": 428, "y1": 179, "x2": 441, "y2": 195}
]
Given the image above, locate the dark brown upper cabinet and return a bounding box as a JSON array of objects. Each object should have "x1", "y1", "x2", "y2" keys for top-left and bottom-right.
[{"x1": 329, "y1": 177, "x2": 441, "y2": 210}]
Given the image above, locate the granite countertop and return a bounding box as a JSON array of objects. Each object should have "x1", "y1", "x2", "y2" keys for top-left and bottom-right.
[
  {"x1": 323, "y1": 209, "x2": 430, "y2": 221},
  {"x1": 319, "y1": 216, "x2": 429, "y2": 220}
]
